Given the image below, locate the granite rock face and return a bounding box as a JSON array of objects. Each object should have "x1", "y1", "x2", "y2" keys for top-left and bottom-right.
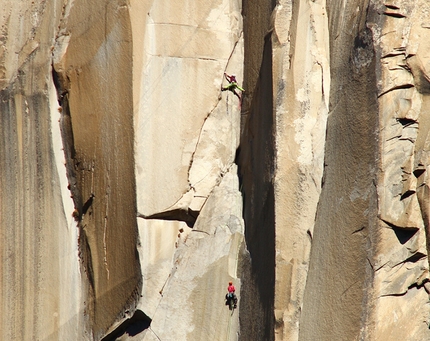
[
  {"x1": 0, "y1": 1, "x2": 86, "y2": 340},
  {"x1": 300, "y1": 1, "x2": 430, "y2": 340},
  {"x1": 2, "y1": 0, "x2": 430, "y2": 340},
  {"x1": 2, "y1": 0, "x2": 244, "y2": 339}
]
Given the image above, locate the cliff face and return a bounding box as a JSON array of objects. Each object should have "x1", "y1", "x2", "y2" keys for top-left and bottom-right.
[
  {"x1": 2, "y1": 0, "x2": 430, "y2": 340},
  {"x1": 300, "y1": 1, "x2": 379, "y2": 340},
  {"x1": 0, "y1": 1, "x2": 86, "y2": 340}
]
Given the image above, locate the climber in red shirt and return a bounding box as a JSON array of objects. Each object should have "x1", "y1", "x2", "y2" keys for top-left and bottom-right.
[
  {"x1": 228, "y1": 281, "x2": 236, "y2": 294},
  {"x1": 226, "y1": 281, "x2": 237, "y2": 309}
]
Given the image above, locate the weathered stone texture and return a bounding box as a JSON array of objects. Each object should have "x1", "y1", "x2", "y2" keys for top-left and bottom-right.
[
  {"x1": 131, "y1": 1, "x2": 245, "y2": 340},
  {"x1": 2, "y1": 0, "x2": 143, "y2": 339},
  {"x1": 299, "y1": 1, "x2": 430, "y2": 340},
  {"x1": 134, "y1": 0, "x2": 243, "y2": 220},
  {"x1": 272, "y1": 1, "x2": 330, "y2": 340},
  {"x1": 300, "y1": 1, "x2": 379, "y2": 340},
  {"x1": 0, "y1": 0, "x2": 86, "y2": 340},
  {"x1": 52, "y1": 1, "x2": 142, "y2": 338},
  {"x1": 141, "y1": 167, "x2": 244, "y2": 341},
  {"x1": 239, "y1": 0, "x2": 330, "y2": 340},
  {"x1": 369, "y1": 1, "x2": 430, "y2": 339},
  {"x1": 4, "y1": 0, "x2": 430, "y2": 340}
]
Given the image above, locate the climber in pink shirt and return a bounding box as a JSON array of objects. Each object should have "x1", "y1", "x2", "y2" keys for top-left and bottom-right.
[{"x1": 222, "y1": 73, "x2": 245, "y2": 100}]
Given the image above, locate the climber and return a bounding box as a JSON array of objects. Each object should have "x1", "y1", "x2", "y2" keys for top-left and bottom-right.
[
  {"x1": 226, "y1": 281, "x2": 237, "y2": 309},
  {"x1": 221, "y1": 73, "x2": 245, "y2": 100}
]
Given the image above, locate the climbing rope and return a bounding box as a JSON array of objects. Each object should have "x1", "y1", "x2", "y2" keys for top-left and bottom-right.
[
  {"x1": 226, "y1": 90, "x2": 229, "y2": 115},
  {"x1": 227, "y1": 308, "x2": 233, "y2": 341},
  {"x1": 222, "y1": 73, "x2": 242, "y2": 341}
]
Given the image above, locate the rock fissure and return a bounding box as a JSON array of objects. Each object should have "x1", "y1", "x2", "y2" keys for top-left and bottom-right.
[
  {"x1": 378, "y1": 83, "x2": 415, "y2": 98},
  {"x1": 399, "y1": 252, "x2": 427, "y2": 265},
  {"x1": 352, "y1": 226, "x2": 366, "y2": 234},
  {"x1": 397, "y1": 117, "x2": 417, "y2": 126},
  {"x1": 385, "y1": 134, "x2": 402, "y2": 142},
  {"x1": 383, "y1": 11, "x2": 406, "y2": 18},
  {"x1": 146, "y1": 53, "x2": 219, "y2": 61},
  {"x1": 149, "y1": 327, "x2": 162, "y2": 341},
  {"x1": 192, "y1": 229, "x2": 211, "y2": 235},
  {"x1": 380, "y1": 278, "x2": 428, "y2": 298},
  {"x1": 375, "y1": 261, "x2": 390, "y2": 272},
  {"x1": 384, "y1": 4, "x2": 400, "y2": 10},
  {"x1": 137, "y1": 212, "x2": 197, "y2": 226},
  {"x1": 185, "y1": 36, "x2": 243, "y2": 217},
  {"x1": 380, "y1": 217, "x2": 420, "y2": 231},
  {"x1": 51, "y1": 66, "x2": 83, "y2": 216},
  {"x1": 103, "y1": 190, "x2": 110, "y2": 280},
  {"x1": 340, "y1": 280, "x2": 360, "y2": 297},
  {"x1": 399, "y1": 189, "x2": 415, "y2": 200}
]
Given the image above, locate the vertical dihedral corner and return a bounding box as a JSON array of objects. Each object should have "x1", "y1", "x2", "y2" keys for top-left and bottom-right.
[{"x1": 52, "y1": 1, "x2": 142, "y2": 338}]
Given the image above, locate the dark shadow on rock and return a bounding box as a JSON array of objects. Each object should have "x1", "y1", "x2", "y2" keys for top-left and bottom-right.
[
  {"x1": 101, "y1": 310, "x2": 151, "y2": 341},
  {"x1": 393, "y1": 226, "x2": 419, "y2": 245},
  {"x1": 237, "y1": 33, "x2": 276, "y2": 341},
  {"x1": 138, "y1": 208, "x2": 197, "y2": 227}
]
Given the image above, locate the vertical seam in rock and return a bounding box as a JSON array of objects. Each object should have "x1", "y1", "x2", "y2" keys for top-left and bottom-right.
[
  {"x1": 103, "y1": 188, "x2": 110, "y2": 280},
  {"x1": 188, "y1": 31, "x2": 243, "y2": 193}
]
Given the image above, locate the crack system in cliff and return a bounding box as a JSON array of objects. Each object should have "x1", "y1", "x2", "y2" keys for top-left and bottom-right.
[
  {"x1": 138, "y1": 32, "x2": 243, "y2": 228},
  {"x1": 51, "y1": 63, "x2": 97, "y2": 306}
]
